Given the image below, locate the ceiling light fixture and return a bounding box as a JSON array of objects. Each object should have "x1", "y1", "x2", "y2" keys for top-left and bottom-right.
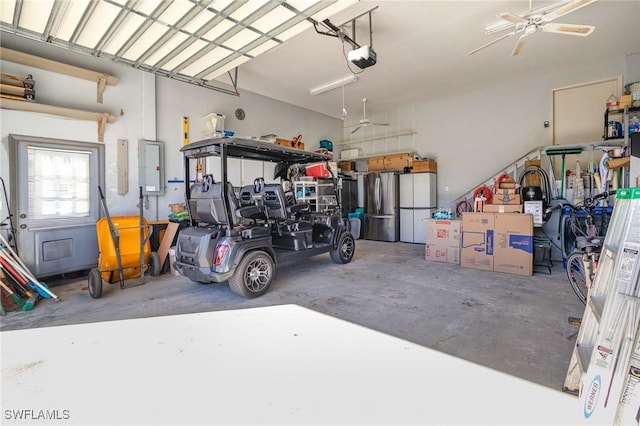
[{"x1": 310, "y1": 75, "x2": 358, "y2": 96}]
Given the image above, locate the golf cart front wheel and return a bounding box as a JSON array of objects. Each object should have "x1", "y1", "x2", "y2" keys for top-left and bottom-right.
[
  {"x1": 88, "y1": 268, "x2": 103, "y2": 299},
  {"x1": 331, "y1": 232, "x2": 355, "y2": 264}
]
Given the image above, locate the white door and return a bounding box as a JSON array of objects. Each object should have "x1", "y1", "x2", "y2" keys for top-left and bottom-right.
[
  {"x1": 399, "y1": 209, "x2": 414, "y2": 242},
  {"x1": 10, "y1": 135, "x2": 104, "y2": 277},
  {"x1": 399, "y1": 173, "x2": 413, "y2": 208},
  {"x1": 413, "y1": 209, "x2": 433, "y2": 244},
  {"x1": 413, "y1": 172, "x2": 437, "y2": 208}
]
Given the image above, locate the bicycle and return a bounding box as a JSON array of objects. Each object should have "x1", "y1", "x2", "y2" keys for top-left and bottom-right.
[{"x1": 562, "y1": 191, "x2": 613, "y2": 305}]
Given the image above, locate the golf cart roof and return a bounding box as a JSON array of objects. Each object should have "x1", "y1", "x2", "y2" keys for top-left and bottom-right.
[{"x1": 180, "y1": 137, "x2": 330, "y2": 164}]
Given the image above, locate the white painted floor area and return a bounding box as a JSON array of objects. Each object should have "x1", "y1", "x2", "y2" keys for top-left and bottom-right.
[{"x1": 2, "y1": 304, "x2": 581, "y2": 425}]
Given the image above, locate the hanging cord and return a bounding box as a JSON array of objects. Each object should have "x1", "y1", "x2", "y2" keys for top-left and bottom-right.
[
  {"x1": 518, "y1": 166, "x2": 554, "y2": 222},
  {"x1": 456, "y1": 200, "x2": 473, "y2": 217},
  {"x1": 0, "y1": 177, "x2": 18, "y2": 256},
  {"x1": 472, "y1": 185, "x2": 493, "y2": 204},
  {"x1": 493, "y1": 173, "x2": 513, "y2": 191}
]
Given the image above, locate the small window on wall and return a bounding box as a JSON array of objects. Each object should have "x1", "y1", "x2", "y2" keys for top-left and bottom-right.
[{"x1": 27, "y1": 146, "x2": 91, "y2": 219}]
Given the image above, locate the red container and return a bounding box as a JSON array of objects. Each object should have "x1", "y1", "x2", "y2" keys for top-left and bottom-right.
[{"x1": 306, "y1": 163, "x2": 330, "y2": 178}]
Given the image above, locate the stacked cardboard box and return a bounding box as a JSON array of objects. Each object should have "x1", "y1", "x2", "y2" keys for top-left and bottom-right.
[
  {"x1": 482, "y1": 175, "x2": 523, "y2": 213},
  {"x1": 461, "y1": 212, "x2": 533, "y2": 276},
  {"x1": 367, "y1": 153, "x2": 418, "y2": 171},
  {"x1": 425, "y1": 219, "x2": 461, "y2": 264},
  {"x1": 411, "y1": 160, "x2": 437, "y2": 173}
]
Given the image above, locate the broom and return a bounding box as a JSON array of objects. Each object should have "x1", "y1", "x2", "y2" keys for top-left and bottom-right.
[{"x1": 0, "y1": 273, "x2": 32, "y2": 311}]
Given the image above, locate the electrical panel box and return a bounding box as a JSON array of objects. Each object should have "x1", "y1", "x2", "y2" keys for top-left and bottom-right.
[{"x1": 138, "y1": 140, "x2": 164, "y2": 195}]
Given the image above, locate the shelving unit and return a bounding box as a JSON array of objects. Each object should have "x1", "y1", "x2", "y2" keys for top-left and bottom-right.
[
  {"x1": 562, "y1": 187, "x2": 640, "y2": 425},
  {"x1": 0, "y1": 98, "x2": 117, "y2": 142},
  {"x1": 0, "y1": 47, "x2": 120, "y2": 142},
  {"x1": 1, "y1": 47, "x2": 119, "y2": 103},
  {"x1": 294, "y1": 179, "x2": 338, "y2": 212}
]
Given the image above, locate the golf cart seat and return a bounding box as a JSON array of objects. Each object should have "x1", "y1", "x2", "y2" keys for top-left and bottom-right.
[
  {"x1": 261, "y1": 184, "x2": 288, "y2": 220},
  {"x1": 237, "y1": 183, "x2": 268, "y2": 221},
  {"x1": 189, "y1": 180, "x2": 240, "y2": 225}
]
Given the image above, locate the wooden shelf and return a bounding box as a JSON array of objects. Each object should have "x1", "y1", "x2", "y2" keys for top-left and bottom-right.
[
  {"x1": 0, "y1": 98, "x2": 117, "y2": 142},
  {"x1": 1, "y1": 47, "x2": 119, "y2": 103},
  {"x1": 338, "y1": 130, "x2": 416, "y2": 146}
]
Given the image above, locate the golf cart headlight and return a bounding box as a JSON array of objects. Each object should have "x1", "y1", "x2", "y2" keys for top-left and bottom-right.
[{"x1": 213, "y1": 244, "x2": 229, "y2": 266}]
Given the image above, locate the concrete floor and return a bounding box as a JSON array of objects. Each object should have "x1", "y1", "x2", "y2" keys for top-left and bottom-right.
[{"x1": 0, "y1": 239, "x2": 584, "y2": 392}]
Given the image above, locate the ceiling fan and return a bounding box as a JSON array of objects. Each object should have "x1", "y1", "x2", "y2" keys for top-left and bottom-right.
[
  {"x1": 468, "y1": 0, "x2": 598, "y2": 57},
  {"x1": 348, "y1": 98, "x2": 389, "y2": 134}
]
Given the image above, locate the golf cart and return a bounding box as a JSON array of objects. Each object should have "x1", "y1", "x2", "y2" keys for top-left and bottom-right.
[{"x1": 173, "y1": 136, "x2": 355, "y2": 298}]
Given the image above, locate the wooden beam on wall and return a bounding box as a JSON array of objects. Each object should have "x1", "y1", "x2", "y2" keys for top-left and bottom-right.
[
  {"x1": 0, "y1": 98, "x2": 117, "y2": 142},
  {"x1": 1, "y1": 47, "x2": 119, "y2": 103}
]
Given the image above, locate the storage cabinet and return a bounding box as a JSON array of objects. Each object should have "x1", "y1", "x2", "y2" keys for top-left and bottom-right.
[
  {"x1": 399, "y1": 172, "x2": 437, "y2": 244},
  {"x1": 294, "y1": 180, "x2": 338, "y2": 212}
]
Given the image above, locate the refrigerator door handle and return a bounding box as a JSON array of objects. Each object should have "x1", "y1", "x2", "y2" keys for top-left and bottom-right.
[{"x1": 375, "y1": 176, "x2": 381, "y2": 212}]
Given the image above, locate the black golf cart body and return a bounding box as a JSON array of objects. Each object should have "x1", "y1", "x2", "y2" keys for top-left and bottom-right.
[{"x1": 173, "y1": 136, "x2": 355, "y2": 298}]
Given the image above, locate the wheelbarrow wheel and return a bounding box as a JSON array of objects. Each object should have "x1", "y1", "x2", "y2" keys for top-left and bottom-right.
[
  {"x1": 149, "y1": 251, "x2": 161, "y2": 277},
  {"x1": 88, "y1": 268, "x2": 103, "y2": 299}
]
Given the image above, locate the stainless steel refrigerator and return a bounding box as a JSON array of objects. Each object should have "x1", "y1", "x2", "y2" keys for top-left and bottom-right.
[
  {"x1": 399, "y1": 172, "x2": 437, "y2": 244},
  {"x1": 363, "y1": 172, "x2": 399, "y2": 242}
]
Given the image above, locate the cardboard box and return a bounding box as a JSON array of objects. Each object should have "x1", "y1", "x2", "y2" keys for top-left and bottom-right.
[
  {"x1": 524, "y1": 200, "x2": 544, "y2": 226},
  {"x1": 384, "y1": 153, "x2": 416, "y2": 171},
  {"x1": 493, "y1": 213, "x2": 533, "y2": 276},
  {"x1": 367, "y1": 156, "x2": 386, "y2": 171},
  {"x1": 367, "y1": 153, "x2": 417, "y2": 171},
  {"x1": 426, "y1": 219, "x2": 461, "y2": 246},
  {"x1": 493, "y1": 190, "x2": 521, "y2": 205},
  {"x1": 460, "y1": 212, "x2": 494, "y2": 272},
  {"x1": 425, "y1": 245, "x2": 460, "y2": 264},
  {"x1": 482, "y1": 204, "x2": 523, "y2": 213},
  {"x1": 620, "y1": 94, "x2": 632, "y2": 108},
  {"x1": 275, "y1": 138, "x2": 292, "y2": 147},
  {"x1": 497, "y1": 178, "x2": 517, "y2": 189},
  {"x1": 425, "y1": 219, "x2": 461, "y2": 264},
  {"x1": 412, "y1": 160, "x2": 437, "y2": 173},
  {"x1": 338, "y1": 161, "x2": 356, "y2": 172},
  {"x1": 274, "y1": 138, "x2": 304, "y2": 150}
]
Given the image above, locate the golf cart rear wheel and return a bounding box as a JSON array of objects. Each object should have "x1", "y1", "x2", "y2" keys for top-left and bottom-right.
[
  {"x1": 88, "y1": 268, "x2": 103, "y2": 299},
  {"x1": 331, "y1": 232, "x2": 355, "y2": 264},
  {"x1": 229, "y1": 251, "x2": 274, "y2": 298}
]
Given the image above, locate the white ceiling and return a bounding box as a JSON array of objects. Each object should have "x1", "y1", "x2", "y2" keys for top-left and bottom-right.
[
  {"x1": 222, "y1": 0, "x2": 640, "y2": 119},
  {"x1": 1, "y1": 1, "x2": 639, "y2": 121}
]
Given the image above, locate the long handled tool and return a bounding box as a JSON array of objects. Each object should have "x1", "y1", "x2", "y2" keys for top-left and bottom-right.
[
  {"x1": 0, "y1": 240, "x2": 58, "y2": 301},
  {"x1": 0, "y1": 273, "x2": 33, "y2": 311},
  {"x1": 98, "y1": 186, "x2": 126, "y2": 288},
  {"x1": 138, "y1": 186, "x2": 146, "y2": 285},
  {"x1": 0, "y1": 254, "x2": 33, "y2": 296}
]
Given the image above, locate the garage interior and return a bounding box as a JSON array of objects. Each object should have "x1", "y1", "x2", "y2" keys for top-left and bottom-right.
[{"x1": 1, "y1": 0, "x2": 640, "y2": 424}]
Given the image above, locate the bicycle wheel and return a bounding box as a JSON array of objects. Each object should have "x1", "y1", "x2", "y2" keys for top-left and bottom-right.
[{"x1": 566, "y1": 251, "x2": 587, "y2": 305}]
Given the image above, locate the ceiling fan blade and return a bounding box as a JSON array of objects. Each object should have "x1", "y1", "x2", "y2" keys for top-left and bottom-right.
[
  {"x1": 468, "y1": 31, "x2": 516, "y2": 55},
  {"x1": 371, "y1": 122, "x2": 389, "y2": 126},
  {"x1": 351, "y1": 125, "x2": 362, "y2": 134},
  {"x1": 498, "y1": 12, "x2": 528, "y2": 24},
  {"x1": 542, "y1": 0, "x2": 597, "y2": 22},
  {"x1": 542, "y1": 22, "x2": 595, "y2": 36},
  {"x1": 511, "y1": 33, "x2": 529, "y2": 56}
]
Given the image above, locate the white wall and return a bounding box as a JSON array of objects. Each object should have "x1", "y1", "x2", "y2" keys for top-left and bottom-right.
[
  {"x1": 341, "y1": 55, "x2": 631, "y2": 209},
  {"x1": 155, "y1": 77, "x2": 342, "y2": 213},
  {"x1": 0, "y1": 40, "x2": 342, "y2": 225}
]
